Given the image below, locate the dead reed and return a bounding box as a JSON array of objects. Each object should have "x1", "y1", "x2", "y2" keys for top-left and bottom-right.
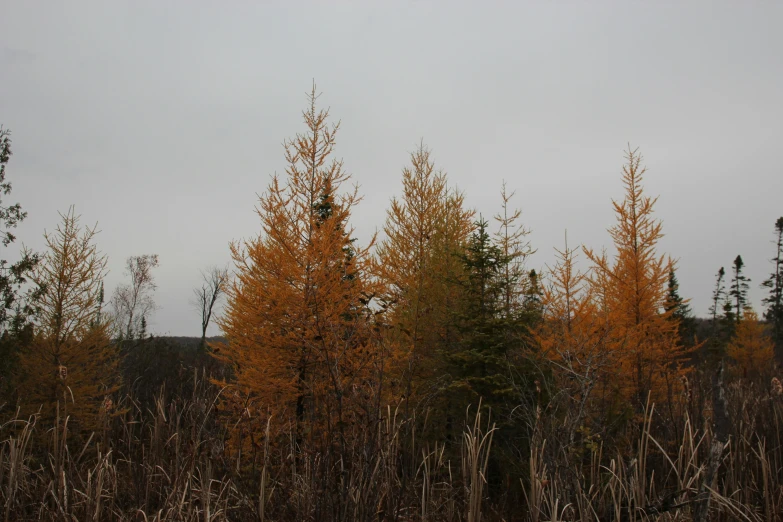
[{"x1": 1, "y1": 370, "x2": 781, "y2": 521}]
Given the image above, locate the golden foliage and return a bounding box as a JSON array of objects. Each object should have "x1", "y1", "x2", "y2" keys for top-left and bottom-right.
[
  {"x1": 216, "y1": 86, "x2": 380, "y2": 444},
  {"x1": 534, "y1": 235, "x2": 614, "y2": 437},
  {"x1": 374, "y1": 143, "x2": 473, "y2": 405},
  {"x1": 583, "y1": 147, "x2": 691, "y2": 408},
  {"x1": 727, "y1": 308, "x2": 774, "y2": 378},
  {"x1": 537, "y1": 236, "x2": 610, "y2": 369},
  {"x1": 17, "y1": 207, "x2": 118, "y2": 432}
]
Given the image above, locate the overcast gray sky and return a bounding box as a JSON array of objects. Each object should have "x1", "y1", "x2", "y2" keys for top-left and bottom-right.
[{"x1": 1, "y1": 1, "x2": 781, "y2": 336}]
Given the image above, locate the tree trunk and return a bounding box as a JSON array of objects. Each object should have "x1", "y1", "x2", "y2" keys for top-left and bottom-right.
[{"x1": 693, "y1": 359, "x2": 730, "y2": 522}]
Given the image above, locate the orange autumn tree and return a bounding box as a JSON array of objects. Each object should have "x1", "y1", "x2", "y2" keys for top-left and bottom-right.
[
  {"x1": 584, "y1": 147, "x2": 690, "y2": 412},
  {"x1": 217, "y1": 86, "x2": 380, "y2": 450},
  {"x1": 727, "y1": 308, "x2": 774, "y2": 379},
  {"x1": 537, "y1": 236, "x2": 612, "y2": 385},
  {"x1": 535, "y1": 235, "x2": 613, "y2": 440},
  {"x1": 17, "y1": 207, "x2": 118, "y2": 433},
  {"x1": 375, "y1": 143, "x2": 473, "y2": 408}
]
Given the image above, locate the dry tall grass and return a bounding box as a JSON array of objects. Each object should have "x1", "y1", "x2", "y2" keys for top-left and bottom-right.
[{"x1": 1, "y1": 369, "x2": 781, "y2": 521}]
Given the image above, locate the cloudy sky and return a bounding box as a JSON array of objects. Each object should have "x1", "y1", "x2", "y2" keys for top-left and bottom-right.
[{"x1": 1, "y1": 1, "x2": 781, "y2": 336}]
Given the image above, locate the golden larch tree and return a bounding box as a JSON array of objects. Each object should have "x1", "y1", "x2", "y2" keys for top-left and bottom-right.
[
  {"x1": 535, "y1": 235, "x2": 613, "y2": 437},
  {"x1": 493, "y1": 182, "x2": 534, "y2": 318},
  {"x1": 537, "y1": 236, "x2": 611, "y2": 372},
  {"x1": 727, "y1": 308, "x2": 774, "y2": 379},
  {"x1": 217, "y1": 86, "x2": 380, "y2": 449},
  {"x1": 374, "y1": 143, "x2": 473, "y2": 407},
  {"x1": 584, "y1": 147, "x2": 690, "y2": 411},
  {"x1": 17, "y1": 207, "x2": 117, "y2": 433}
]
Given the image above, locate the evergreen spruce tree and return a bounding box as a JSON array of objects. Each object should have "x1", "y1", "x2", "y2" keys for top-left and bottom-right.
[
  {"x1": 762, "y1": 217, "x2": 783, "y2": 350},
  {"x1": 524, "y1": 269, "x2": 544, "y2": 322},
  {"x1": 314, "y1": 187, "x2": 358, "y2": 285},
  {"x1": 446, "y1": 217, "x2": 522, "y2": 416},
  {"x1": 729, "y1": 255, "x2": 750, "y2": 323},
  {"x1": 139, "y1": 315, "x2": 147, "y2": 339},
  {"x1": 438, "y1": 189, "x2": 536, "y2": 463},
  {"x1": 722, "y1": 299, "x2": 735, "y2": 333},
  {"x1": 444, "y1": 217, "x2": 539, "y2": 485},
  {"x1": 709, "y1": 267, "x2": 727, "y2": 331},
  {"x1": 665, "y1": 268, "x2": 696, "y2": 346}
]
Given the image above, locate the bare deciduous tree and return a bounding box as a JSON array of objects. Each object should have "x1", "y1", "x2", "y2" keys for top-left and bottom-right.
[
  {"x1": 111, "y1": 254, "x2": 159, "y2": 340},
  {"x1": 191, "y1": 265, "x2": 228, "y2": 349}
]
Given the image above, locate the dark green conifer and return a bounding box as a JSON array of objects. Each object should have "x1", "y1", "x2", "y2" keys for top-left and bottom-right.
[
  {"x1": 665, "y1": 268, "x2": 695, "y2": 345},
  {"x1": 0, "y1": 127, "x2": 40, "y2": 394},
  {"x1": 762, "y1": 217, "x2": 783, "y2": 349},
  {"x1": 445, "y1": 218, "x2": 522, "y2": 414},
  {"x1": 729, "y1": 255, "x2": 750, "y2": 323}
]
